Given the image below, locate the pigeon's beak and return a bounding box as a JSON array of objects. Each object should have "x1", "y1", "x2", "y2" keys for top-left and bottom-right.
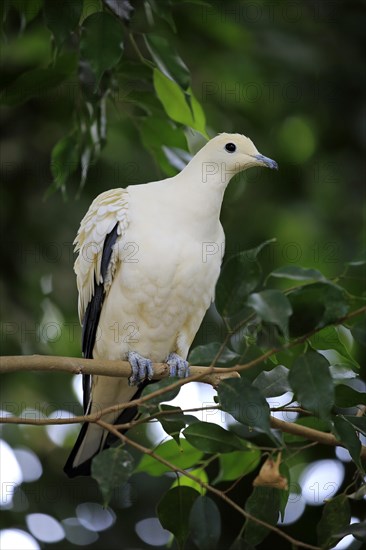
[{"x1": 254, "y1": 154, "x2": 278, "y2": 170}]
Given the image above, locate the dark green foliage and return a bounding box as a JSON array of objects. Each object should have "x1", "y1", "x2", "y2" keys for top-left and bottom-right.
[
  {"x1": 217, "y1": 377, "x2": 279, "y2": 444},
  {"x1": 189, "y1": 495, "x2": 221, "y2": 550},
  {"x1": 157, "y1": 486, "x2": 199, "y2": 548},
  {"x1": 333, "y1": 416, "x2": 363, "y2": 472},
  {"x1": 44, "y1": 0, "x2": 83, "y2": 48},
  {"x1": 317, "y1": 495, "x2": 351, "y2": 549},
  {"x1": 183, "y1": 421, "x2": 247, "y2": 453},
  {"x1": 244, "y1": 487, "x2": 280, "y2": 545},
  {"x1": 91, "y1": 446, "x2": 134, "y2": 507},
  {"x1": 134, "y1": 438, "x2": 203, "y2": 477},
  {"x1": 252, "y1": 364, "x2": 290, "y2": 397},
  {"x1": 288, "y1": 351, "x2": 335, "y2": 419}
]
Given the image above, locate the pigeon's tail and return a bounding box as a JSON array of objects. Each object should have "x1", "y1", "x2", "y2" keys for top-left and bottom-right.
[
  {"x1": 64, "y1": 408, "x2": 138, "y2": 477},
  {"x1": 63, "y1": 421, "x2": 106, "y2": 478},
  {"x1": 63, "y1": 384, "x2": 148, "y2": 478}
]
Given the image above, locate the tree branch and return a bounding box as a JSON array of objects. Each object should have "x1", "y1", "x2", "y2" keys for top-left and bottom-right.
[
  {"x1": 270, "y1": 417, "x2": 366, "y2": 459},
  {"x1": 0, "y1": 354, "x2": 239, "y2": 386}
]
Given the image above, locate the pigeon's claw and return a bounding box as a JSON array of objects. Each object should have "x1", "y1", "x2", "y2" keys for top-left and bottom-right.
[
  {"x1": 166, "y1": 353, "x2": 190, "y2": 378},
  {"x1": 128, "y1": 351, "x2": 154, "y2": 386}
]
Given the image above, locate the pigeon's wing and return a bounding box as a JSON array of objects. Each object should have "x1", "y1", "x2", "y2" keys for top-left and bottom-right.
[
  {"x1": 64, "y1": 189, "x2": 130, "y2": 478},
  {"x1": 74, "y1": 188, "x2": 129, "y2": 411}
]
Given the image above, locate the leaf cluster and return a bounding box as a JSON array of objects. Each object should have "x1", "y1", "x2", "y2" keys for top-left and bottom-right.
[{"x1": 1, "y1": 0, "x2": 208, "y2": 197}]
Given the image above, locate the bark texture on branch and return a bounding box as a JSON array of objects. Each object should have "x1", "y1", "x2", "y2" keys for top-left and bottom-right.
[{"x1": 0, "y1": 354, "x2": 239, "y2": 387}]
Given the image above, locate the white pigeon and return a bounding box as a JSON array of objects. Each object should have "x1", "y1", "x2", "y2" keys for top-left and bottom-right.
[{"x1": 64, "y1": 132, "x2": 278, "y2": 477}]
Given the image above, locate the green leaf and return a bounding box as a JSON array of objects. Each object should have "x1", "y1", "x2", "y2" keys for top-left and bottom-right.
[
  {"x1": 135, "y1": 438, "x2": 203, "y2": 476},
  {"x1": 157, "y1": 486, "x2": 198, "y2": 548},
  {"x1": 139, "y1": 378, "x2": 181, "y2": 413},
  {"x1": 334, "y1": 521, "x2": 366, "y2": 541},
  {"x1": 252, "y1": 365, "x2": 290, "y2": 397},
  {"x1": 245, "y1": 239, "x2": 277, "y2": 261},
  {"x1": 289, "y1": 282, "x2": 349, "y2": 336},
  {"x1": 244, "y1": 487, "x2": 280, "y2": 545},
  {"x1": 343, "y1": 260, "x2": 366, "y2": 298},
  {"x1": 91, "y1": 447, "x2": 134, "y2": 507},
  {"x1": 333, "y1": 415, "x2": 363, "y2": 471},
  {"x1": 334, "y1": 384, "x2": 366, "y2": 407},
  {"x1": 80, "y1": 12, "x2": 123, "y2": 88},
  {"x1": 323, "y1": 284, "x2": 350, "y2": 324},
  {"x1": 309, "y1": 326, "x2": 359, "y2": 370},
  {"x1": 171, "y1": 467, "x2": 208, "y2": 494},
  {"x1": 214, "y1": 448, "x2": 261, "y2": 484},
  {"x1": 183, "y1": 422, "x2": 246, "y2": 453},
  {"x1": 188, "y1": 342, "x2": 239, "y2": 367},
  {"x1": 216, "y1": 253, "x2": 261, "y2": 318},
  {"x1": 215, "y1": 239, "x2": 275, "y2": 319},
  {"x1": 272, "y1": 344, "x2": 306, "y2": 372},
  {"x1": 342, "y1": 415, "x2": 366, "y2": 436},
  {"x1": 217, "y1": 378, "x2": 279, "y2": 444},
  {"x1": 49, "y1": 132, "x2": 79, "y2": 197},
  {"x1": 348, "y1": 484, "x2": 366, "y2": 500},
  {"x1": 247, "y1": 289, "x2": 293, "y2": 337},
  {"x1": 279, "y1": 462, "x2": 290, "y2": 521},
  {"x1": 140, "y1": 116, "x2": 187, "y2": 150},
  {"x1": 102, "y1": 0, "x2": 133, "y2": 22},
  {"x1": 329, "y1": 363, "x2": 358, "y2": 381},
  {"x1": 288, "y1": 351, "x2": 334, "y2": 419},
  {"x1": 0, "y1": 53, "x2": 77, "y2": 106},
  {"x1": 145, "y1": 0, "x2": 178, "y2": 31},
  {"x1": 189, "y1": 495, "x2": 221, "y2": 550},
  {"x1": 8, "y1": 0, "x2": 42, "y2": 23},
  {"x1": 44, "y1": 0, "x2": 83, "y2": 48},
  {"x1": 158, "y1": 404, "x2": 187, "y2": 444},
  {"x1": 153, "y1": 69, "x2": 207, "y2": 135},
  {"x1": 80, "y1": 0, "x2": 103, "y2": 22},
  {"x1": 317, "y1": 494, "x2": 351, "y2": 549},
  {"x1": 269, "y1": 265, "x2": 326, "y2": 282},
  {"x1": 145, "y1": 34, "x2": 191, "y2": 90},
  {"x1": 351, "y1": 317, "x2": 366, "y2": 347},
  {"x1": 139, "y1": 115, "x2": 187, "y2": 176}
]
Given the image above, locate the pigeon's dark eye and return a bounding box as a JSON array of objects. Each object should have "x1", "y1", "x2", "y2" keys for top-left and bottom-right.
[{"x1": 225, "y1": 143, "x2": 236, "y2": 153}]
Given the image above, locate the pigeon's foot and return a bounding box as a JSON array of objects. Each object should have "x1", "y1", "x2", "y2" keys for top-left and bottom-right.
[
  {"x1": 166, "y1": 353, "x2": 190, "y2": 378},
  {"x1": 128, "y1": 351, "x2": 154, "y2": 386}
]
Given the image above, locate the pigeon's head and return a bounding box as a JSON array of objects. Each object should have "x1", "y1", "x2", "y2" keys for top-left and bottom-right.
[
  {"x1": 193, "y1": 133, "x2": 278, "y2": 186},
  {"x1": 213, "y1": 133, "x2": 278, "y2": 171}
]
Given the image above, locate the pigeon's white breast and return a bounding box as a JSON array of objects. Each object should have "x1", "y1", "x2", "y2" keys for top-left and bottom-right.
[{"x1": 94, "y1": 198, "x2": 223, "y2": 362}]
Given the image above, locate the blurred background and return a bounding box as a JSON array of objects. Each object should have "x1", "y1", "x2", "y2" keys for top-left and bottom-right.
[{"x1": 1, "y1": 0, "x2": 365, "y2": 548}]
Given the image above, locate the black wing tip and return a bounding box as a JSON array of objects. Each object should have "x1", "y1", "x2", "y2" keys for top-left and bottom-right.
[
  {"x1": 64, "y1": 458, "x2": 92, "y2": 478},
  {"x1": 63, "y1": 421, "x2": 93, "y2": 478}
]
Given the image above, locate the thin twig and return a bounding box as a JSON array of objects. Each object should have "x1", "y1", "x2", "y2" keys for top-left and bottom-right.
[
  {"x1": 2, "y1": 404, "x2": 365, "y2": 459},
  {"x1": 270, "y1": 417, "x2": 366, "y2": 459}
]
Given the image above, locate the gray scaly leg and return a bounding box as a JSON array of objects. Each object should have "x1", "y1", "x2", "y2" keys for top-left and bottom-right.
[
  {"x1": 128, "y1": 351, "x2": 154, "y2": 386},
  {"x1": 166, "y1": 353, "x2": 190, "y2": 378}
]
